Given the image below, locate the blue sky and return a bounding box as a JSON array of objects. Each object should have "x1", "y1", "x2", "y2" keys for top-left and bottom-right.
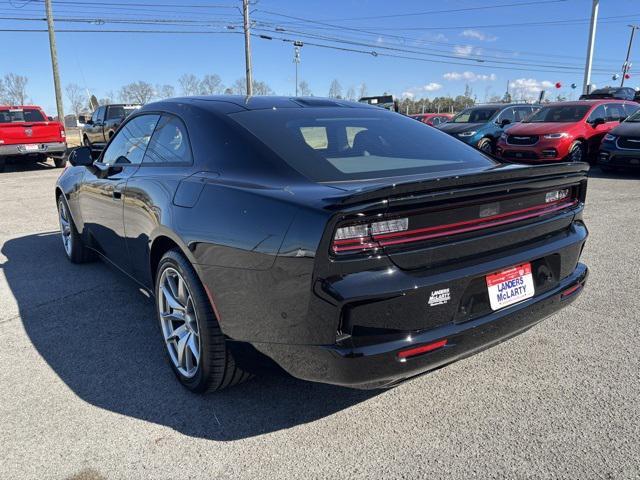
[{"x1": 1, "y1": 0, "x2": 640, "y2": 114}]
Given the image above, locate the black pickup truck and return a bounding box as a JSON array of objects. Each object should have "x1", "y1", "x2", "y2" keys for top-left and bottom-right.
[{"x1": 80, "y1": 104, "x2": 141, "y2": 150}]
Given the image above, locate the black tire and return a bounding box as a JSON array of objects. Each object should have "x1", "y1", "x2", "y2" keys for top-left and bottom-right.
[
  {"x1": 54, "y1": 156, "x2": 67, "y2": 168},
  {"x1": 57, "y1": 196, "x2": 96, "y2": 263},
  {"x1": 0, "y1": 157, "x2": 5, "y2": 172},
  {"x1": 155, "y1": 248, "x2": 251, "y2": 393},
  {"x1": 567, "y1": 141, "x2": 585, "y2": 162},
  {"x1": 477, "y1": 137, "x2": 494, "y2": 155}
]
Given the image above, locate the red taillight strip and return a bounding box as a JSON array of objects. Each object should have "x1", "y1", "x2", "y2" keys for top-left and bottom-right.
[
  {"x1": 332, "y1": 199, "x2": 577, "y2": 253},
  {"x1": 397, "y1": 339, "x2": 448, "y2": 361},
  {"x1": 376, "y1": 199, "x2": 577, "y2": 248}
]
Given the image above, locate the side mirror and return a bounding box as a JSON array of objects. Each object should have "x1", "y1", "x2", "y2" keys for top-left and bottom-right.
[
  {"x1": 47, "y1": 116, "x2": 54, "y2": 121},
  {"x1": 67, "y1": 146, "x2": 93, "y2": 167},
  {"x1": 500, "y1": 118, "x2": 511, "y2": 127},
  {"x1": 86, "y1": 119, "x2": 94, "y2": 125},
  {"x1": 591, "y1": 117, "x2": 605, "y2": 127},
  {"x1": 78, "y1": 115, "x2": 86, "y2": 124}
]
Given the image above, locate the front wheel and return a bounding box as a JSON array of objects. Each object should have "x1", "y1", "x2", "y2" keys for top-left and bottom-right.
[
  {"x1": 477, "y1": 138, "x2": 494, "y2": 155},
  {"x1": 155, "y1": 249, "x2": 251, "y2": 393},
  {"x1": 567, "y1": 141, "x2": 585, "y2": 162},
  {"x1": 57, "y1": 196, "x2": 95, "y2": 263}
]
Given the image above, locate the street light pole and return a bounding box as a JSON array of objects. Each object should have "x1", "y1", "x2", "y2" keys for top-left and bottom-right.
[
  {"x1": 242, "y1": 0, "x2": 253, "y2": 96},
  {"x1": 45, "y1": 0, "x2": 64, "y2": 122},
  {"x1": 621, "y1": 25, "x2": 638, "y2": 87},
  {"x1": 582, "y1": 0, "x2": 599, "y2": 95},
  {"x1": 293, "y1": 44, "x2": 301, "y2": 96}
]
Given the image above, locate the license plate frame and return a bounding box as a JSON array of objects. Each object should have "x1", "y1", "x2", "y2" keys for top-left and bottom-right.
[
  {"x1": 23, "y1": 144, "x2": 39, "y2": 152},
  {"x1": 486, "y1": 263, "x2": 535, "y2": 311}
]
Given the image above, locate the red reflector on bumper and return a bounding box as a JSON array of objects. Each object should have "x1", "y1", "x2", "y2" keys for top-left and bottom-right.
[
  {"x1": 397, "y1": 339, "x2": 448, "y2": 361},
  {"x1": 561, "y1": 283, "x2": 583, "y2": 299}
]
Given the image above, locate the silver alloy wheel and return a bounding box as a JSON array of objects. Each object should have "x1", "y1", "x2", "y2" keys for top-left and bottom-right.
[
  {"x1": 570, "y1": 144, "x2": 583, "y2": 162},
  {"x1": 480, "y1": 140, "x2": 492, "y2": 153},
  {"x1": 158, "y1": 267, "x2": 201, "y2": 378},
  {"x1": 58, "y1": 200, "x2": 72, "y2": 257}
]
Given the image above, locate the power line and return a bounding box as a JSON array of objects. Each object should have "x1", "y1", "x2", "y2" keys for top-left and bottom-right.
[{"x1": 308, "y1": 0, "x2": 569, "y2": 21}]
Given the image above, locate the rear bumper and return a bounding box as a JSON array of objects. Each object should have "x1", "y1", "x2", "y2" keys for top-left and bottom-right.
[
  {"x1": 255, "y1": 263, "x2": 588, "y2": 388},
  {"x1": 0, "y1": 141, "x2": 67, "y2": 157}
]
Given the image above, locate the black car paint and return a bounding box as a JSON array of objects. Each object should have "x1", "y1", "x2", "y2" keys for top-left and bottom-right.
[
  {"x1": 57, "y1": 96, "x2": 589, "y2": 389},
  {"x1": 599, "y1": 120, "x2": 640, "y2": 170}
]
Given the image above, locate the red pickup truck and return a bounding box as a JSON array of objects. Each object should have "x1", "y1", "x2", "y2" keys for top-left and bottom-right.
[{"x1": 0, "y1": 105, "x2": 67, "y2": 171}]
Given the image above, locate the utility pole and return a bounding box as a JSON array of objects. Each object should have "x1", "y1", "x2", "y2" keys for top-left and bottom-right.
[
  {"x1": 45, "y1": 0, "x2": 64, "y2": 122},
  {"x1": 582, "y1": 0, "x2": 599, "y2": 95},
  {"x1": 621, "y1": 25, "x2": 638, "y2": 87},
  {"x1": 293, "y1": 42, "x2": 301, "y2": 96},
  {"x1": 242, "y1": 0, "x2": 253, "y2": 96}
]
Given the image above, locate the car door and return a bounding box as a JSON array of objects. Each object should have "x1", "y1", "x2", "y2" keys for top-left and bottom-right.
[
  {"x1": 88, "y1": 107, "x2": 104, "y2": 145},
  {"x1": 77, "y1": 113, "x2": 160, "y2": 273},
  {"x1": 124, "y1": 114, "x2": 194, "y2": 287},
  {"x1": 585, "y1": 104, "x2": 608, "y2": 153}
]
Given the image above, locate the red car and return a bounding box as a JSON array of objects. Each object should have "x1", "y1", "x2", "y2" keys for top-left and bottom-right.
[
  {"x1": 495, "y1": 100, "x2": 640, "y2": 163},
  {"x1": 410, "y1": 113, "x2": 453, "y2": 126},
  {"x1": 0, "y1": 105, "x2": 67, "y2": 171}
]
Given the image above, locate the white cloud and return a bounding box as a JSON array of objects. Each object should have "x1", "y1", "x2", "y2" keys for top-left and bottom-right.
[
  {"x1": 453, "y1": 45, "x2": 483, "y2": 57},
  {"x1": 401, "y1": 82, "x2": 443, "y2": 99},
  {"x1": 423, "y1": 82, "x2": 443, "y2": 92},
  {"x1": 443, "y1": 71, "x2": 497, "y2": 82},
  {"x1": 461, "y1": 29, "x2": 497, "y2": 42},
  {"x1": 509, "y1": 78, "x2": 555, "y2": 100}
]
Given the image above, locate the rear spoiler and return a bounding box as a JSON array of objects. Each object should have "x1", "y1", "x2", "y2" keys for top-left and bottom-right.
[{"x1": 333, "y1": 162, "x2": 589, "y2": 206}]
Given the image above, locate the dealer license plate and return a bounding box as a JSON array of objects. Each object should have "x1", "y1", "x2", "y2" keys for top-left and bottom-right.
[
  {"x1": 23, "y1": 144, "x2": 39, "y2": 152},
  {"x1": 486, "y1": 263, "x2": 535, "y2": 311}
]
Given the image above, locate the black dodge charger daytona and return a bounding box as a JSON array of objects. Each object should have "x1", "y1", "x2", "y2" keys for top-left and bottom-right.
[{"x1": 56, "y1": 96, "x2": 589, "y2": 392}]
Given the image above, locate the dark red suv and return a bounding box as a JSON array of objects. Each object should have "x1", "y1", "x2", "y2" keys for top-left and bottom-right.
[
  {"x1": 496, "y1": 100, "x2": 640, "y2": 163},
  {"x1": 410, "y1": 113, "x2": 453, "y2": 126}
]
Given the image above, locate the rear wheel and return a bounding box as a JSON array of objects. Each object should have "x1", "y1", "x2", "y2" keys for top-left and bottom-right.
[
  {"x1": 0, "y1": 156, "x2": 5, "y2": 172},
  {"x1": 155, "y1": 249, "x2": 251, "y2": 393},
  {"x1": 567, "y1": 141, "x2": 585, "y2": 162},
  {"x1": 57, "y1": 196, "x2": 95, "y2": 263},
  {"x1": 477, "y1": 138, "x2": 494, "y2": 155}
]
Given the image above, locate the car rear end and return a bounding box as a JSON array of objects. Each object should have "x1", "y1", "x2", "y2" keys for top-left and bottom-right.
[
  {"x1": 0, "y1": 106, "x2": 67, "y2": 165},
  {"x1": 230, "y1": 103, "x2": 590, "y2": 389}
]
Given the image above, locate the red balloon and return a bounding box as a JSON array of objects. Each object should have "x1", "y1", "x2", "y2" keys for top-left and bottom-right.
[
  {"x1": 624, "y1": 73, "x2": 631, "y2": 79},
  {"x1": 555, "y1": 82, "x2": 562, "y2": 89}
]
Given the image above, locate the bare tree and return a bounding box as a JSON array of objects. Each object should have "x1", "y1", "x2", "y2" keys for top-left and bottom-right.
[
  {"x1": 232, "y1": 78, "x2": 274, "y2": 96},
  {"x1": 345, "y1": 86, "x2": 356, "y2": 101},
  {"x1": 298, "y1": 80, "x2": 312, "y2": 96},
  {"x1": 179, "y1": 74, "x2": 201, "y2": 96},
  {"x1": 119, "y1": 81, "x2": 155, "y2": 104},
  {"x1": 328, "y1": 79, "x2": 342, "y2": 98},
  {"x1": 98, "y1": 91, "x2": 115, "y2": 106},
  {"x1": 156, "y1": 84, "x2": 175, "y2": 99},
  {"x1": 3, "y1": 73, "x2": 29, "y2": 105},
  {"x1": 65, "y1": 83, "x2": 86, "y2": 117},
  {"x1": 200, "y1": 74, "x2": 224, "y2": 95},
  {"x1": 358, "y1": 82, "x2": 368, "y2": 99}
]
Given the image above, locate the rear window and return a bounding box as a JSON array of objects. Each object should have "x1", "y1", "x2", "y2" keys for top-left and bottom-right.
[
  {"x1": 229, "y1": 107, "x2": 496, "y2": 182},
  {"x1": 0, "y1": 108, "x2": 46, "y2": 123}
]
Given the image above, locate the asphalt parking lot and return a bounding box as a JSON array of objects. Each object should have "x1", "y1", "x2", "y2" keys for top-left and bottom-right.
[{"x1": 0, "y1": 160, "x2": 639, "y2": 480}]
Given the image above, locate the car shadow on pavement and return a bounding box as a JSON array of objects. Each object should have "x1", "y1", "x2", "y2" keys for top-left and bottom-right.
[{"x1": 1, "y1": 232, "x2": 378, "y2": 441}]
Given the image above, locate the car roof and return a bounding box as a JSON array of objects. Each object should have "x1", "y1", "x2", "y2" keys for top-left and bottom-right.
[
  {"x1": 156, "y1": 95, "x2": 379, "y2": 112},
  {"x1": 544, "y1": 99, "x2": 631, "y2": 107},
  {"x1": 0, "y1": 105, "x2": 43, "y2": 110}
]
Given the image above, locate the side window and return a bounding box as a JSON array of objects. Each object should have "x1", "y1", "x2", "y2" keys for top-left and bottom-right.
[
  {"x1": 514, "y1": 107, "x2": 534, "y2": 122},
  {"x1": 101, "y1": 114, "x2": 160, "y2": 166},
  {"x1": 624, "y1": 103, "x2": 640, "y2": 118},
  {"x1": 587, "y1": 105, "x2": 606, "y2": 122},
  {"x1": 143, "y1": 115, "x2": 192, "y2": 165},
  {"x1": 497, "y1": 108, "x2": 516, "y2": 123},
  {"x1": 300, "y1": 126, "x2": 328, "y2": 149},
  {"x1": 605, "y1": 103, "x2": 624, "y2": 122},
  {"x1": 106, "y1": 106, "x2": 125, "y2": 120},
  {"x1": 431, "y1": 117, "x2": 442, "y2": 126},
  {"x1": 90, "y1": 108, "x2": 101, "y2": 123}
]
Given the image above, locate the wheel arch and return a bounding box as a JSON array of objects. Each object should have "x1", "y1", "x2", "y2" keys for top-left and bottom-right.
[{"x1": 149, "y1": 232, "x2": 196, "y2": 289}]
